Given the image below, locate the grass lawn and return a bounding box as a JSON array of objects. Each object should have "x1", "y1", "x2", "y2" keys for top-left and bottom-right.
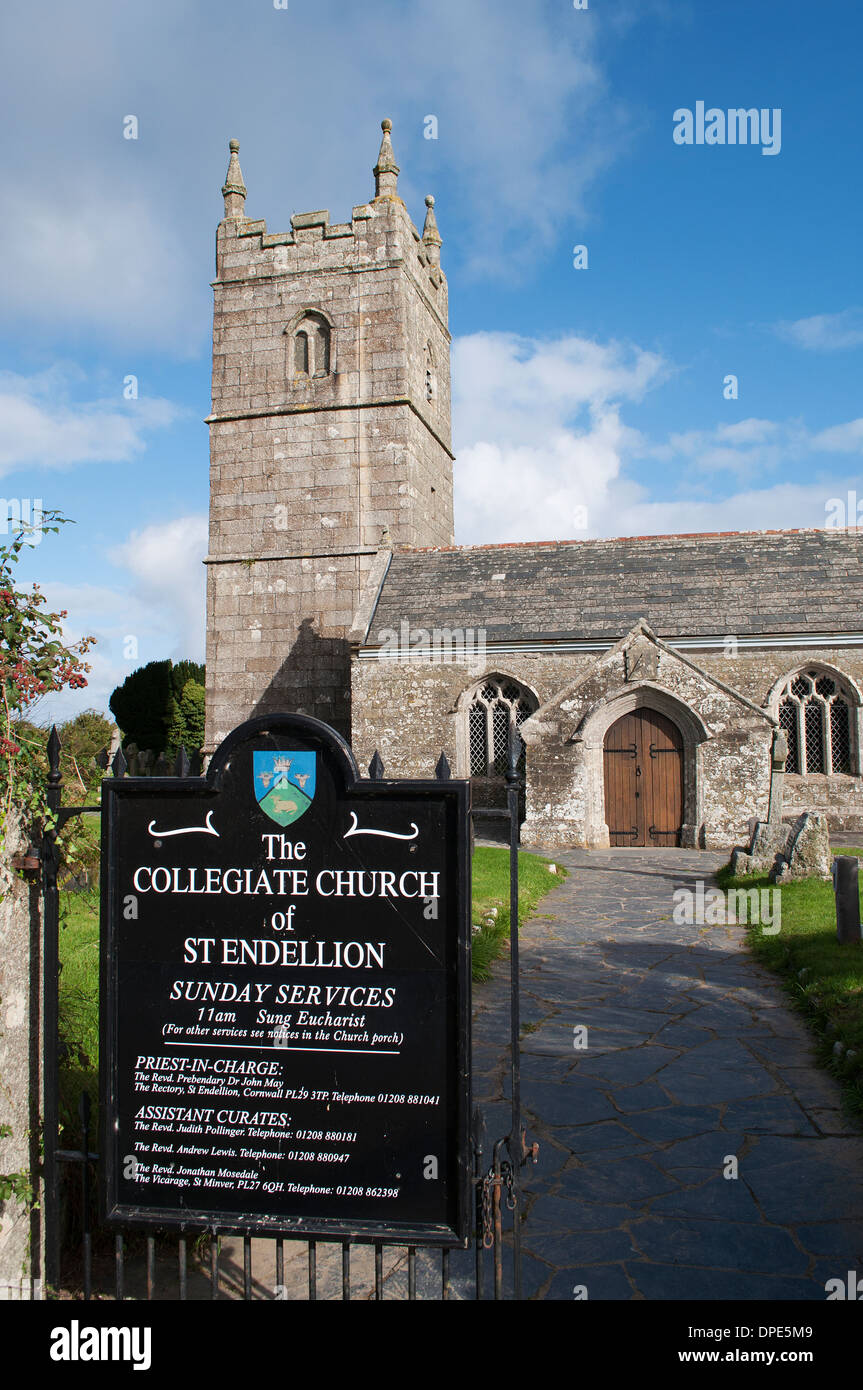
[
  {"x1": 471, "y1": 846, "x2": 566, "y2": 981},
  {"x1": 57, "y1": 888, "x2": 100, "y2": 1141},
  {"x1": 717, "y1": 849, "x2": 863, "y2": 1121}
]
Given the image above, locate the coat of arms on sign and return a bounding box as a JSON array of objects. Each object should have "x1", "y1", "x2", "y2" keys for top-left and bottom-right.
[{"x1": 253, "y1": 752, "x2": 316, "y2": 826}]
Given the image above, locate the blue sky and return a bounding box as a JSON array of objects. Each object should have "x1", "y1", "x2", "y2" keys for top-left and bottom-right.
[{"x1": 1, "y1": 0, "x2": 860, "y2": 723}]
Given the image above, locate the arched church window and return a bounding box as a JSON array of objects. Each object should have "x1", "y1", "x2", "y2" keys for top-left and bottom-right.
[
  {"x1": 290, "y1": 312, "x2": 331, "y2": 379},
  {"x1": 468, "y1": 677, "x2": 536, "y2": 777},
  {"x1": 777, "y1": 668, "x2": 854, "y2": 774}
]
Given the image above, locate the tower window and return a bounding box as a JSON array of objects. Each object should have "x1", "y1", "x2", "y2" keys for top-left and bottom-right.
[
  {"x1": 424, "y1": 341, "x2": 436, "y2": 402},
  {"x1": 289, "y1": 312, "x2": 331, "y2": 379}
]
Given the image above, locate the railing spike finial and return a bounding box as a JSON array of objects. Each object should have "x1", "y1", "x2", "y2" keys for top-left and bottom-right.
[
  {"x1": 368, "y1": 750, "x2": 385, "y2": 781},
  {"x1": 435, "y1": 751, "x2": 451, "y2": 781},
  {"x1": 47, "y1": 725, "x2": 62, "y2": 784},
  {"x1": 111, "y1": 747, "x2": 128, "y2": 780}
]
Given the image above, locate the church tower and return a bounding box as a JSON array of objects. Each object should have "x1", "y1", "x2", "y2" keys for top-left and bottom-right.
[{"x1": 204, "y1": 121, "x2": 454, "y2": 750}]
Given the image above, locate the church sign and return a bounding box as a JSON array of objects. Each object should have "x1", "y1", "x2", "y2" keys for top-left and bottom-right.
[{"x1": 100, "y1": 714, "x2": 472, "y2": 1246}]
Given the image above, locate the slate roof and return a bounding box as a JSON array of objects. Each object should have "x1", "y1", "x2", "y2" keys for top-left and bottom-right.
[{"x1": 363, "y1": 530, "x2": 863, "y2": 645}]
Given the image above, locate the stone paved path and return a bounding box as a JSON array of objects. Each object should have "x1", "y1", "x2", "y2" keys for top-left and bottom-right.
[{"x1": 473, "y1": 847, "x2": 863, "y2": 1300}]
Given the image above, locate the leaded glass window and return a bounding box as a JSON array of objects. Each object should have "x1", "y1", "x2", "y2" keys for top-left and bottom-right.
[
  {"x1": 777, "y1": 668, "x2": 856, "y2": 774},
  {"x1": 467, "y1": 676, "x2": 536, "y2": 777}
]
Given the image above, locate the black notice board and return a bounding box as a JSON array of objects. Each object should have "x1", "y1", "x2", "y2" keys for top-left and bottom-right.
[{"x1": 100, "y1": 714, "x2": 472, "y2": 1246}]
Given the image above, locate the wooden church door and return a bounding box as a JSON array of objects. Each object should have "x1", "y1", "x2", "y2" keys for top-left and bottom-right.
[{"x1": 603, "y1": 709, "x2": 683, "y2": 847}]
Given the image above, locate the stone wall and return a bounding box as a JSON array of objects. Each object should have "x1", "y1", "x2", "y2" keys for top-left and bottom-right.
[
  {"x1": 0, "y1": 814, "x2": 42, "y2": 1297},
  {"x1": 781, "y1": 774, "x2": 863, "y2": 832},
  {"x1": 350, "y1": 650, "x2": 589, "y2": 778},
  {"x1": 206, "y1": 552, "x2": 378, "y2": 745}
]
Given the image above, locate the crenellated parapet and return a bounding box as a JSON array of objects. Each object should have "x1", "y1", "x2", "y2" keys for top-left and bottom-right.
[{"x1": 216, "y1": 125, "x2": 445, "y2": 299}]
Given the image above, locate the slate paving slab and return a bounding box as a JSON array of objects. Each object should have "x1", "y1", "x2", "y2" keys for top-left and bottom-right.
[
  {"x1": 518, "y1": 1078, "x2": 619, "y2": 1126},
  {"x1": 629, "y1": 1217, "x2": 809, "y2": 1275},
  {"x1": 554, "y1": 1155, "x2": 683, "y2": 1204},
  {"x1": 470, "y1": 846, "x2": 863, "y2": 1300},
  {"x1": 555, "y1": 1120, "x2": 655, "y2": 1156},
  {"x1": 648, "y1": 1175, "x2": 766, "y2": 1223}
]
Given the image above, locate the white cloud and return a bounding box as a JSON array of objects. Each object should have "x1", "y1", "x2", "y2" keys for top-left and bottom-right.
[
  {"x1": 452, "y1": 330, "x2": 863, "y2": 544},
  {"x1": 774, "y1": 309, "x2": 863, "y2": 352},
  {"x1": 0, "y1": 367, "x2": 181, "y2": 474},
  {"x1": 654, "y1": 417, "x2": 863, "y2": 477},
  {"x1": 603, "y1": 482, "x2": 846, "y2": 539},
  {"x1": 452, "y1": 330, "x2": 667, "y2": 543},
  {"x1": 25, "y1": 581, "x2": 164, "y2": 727},
  {"x1": 455, "y1": 410, "x2": 647, "y2": 544},
  {"x1": 713, "y1": 419, "x2": 780, "y2": 446},
  {"x1": 811, "y1": 419, "x2": 863, "y2": 453},
  {"x1": 657, "y1": 418, "x2": 808, "y2": 478},
  {"x1": 109, "y1": 515, "x2": 208, "y2": 661},
  {"x1": 454, "y1": 331, "x2": 668, "y2": 444},
  {"x1": 2, "y1": 186, "x2": 207, "y2": 353}
]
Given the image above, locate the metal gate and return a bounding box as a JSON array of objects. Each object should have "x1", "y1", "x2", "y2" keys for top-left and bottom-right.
[{"x1": 40, "y1": 725, "x2": 535, "y2": 1301}]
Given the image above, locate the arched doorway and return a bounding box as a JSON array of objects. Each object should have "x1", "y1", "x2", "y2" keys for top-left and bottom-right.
[{"x1": 604, "y1": 708, "x2": 683, "y2": 846}]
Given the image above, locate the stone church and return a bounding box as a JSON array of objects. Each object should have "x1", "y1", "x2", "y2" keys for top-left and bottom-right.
[{"x1": 204, "y1": 122, "x2": 863, "y2": 850}]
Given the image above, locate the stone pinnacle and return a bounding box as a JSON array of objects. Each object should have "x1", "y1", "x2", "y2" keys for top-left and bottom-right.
[
  {"x1": 373, "y1": 118, "x2": 400, "y2": 200},
  {"x1": 222, "y1": 139, "x2": 247, "y2": 220}
]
